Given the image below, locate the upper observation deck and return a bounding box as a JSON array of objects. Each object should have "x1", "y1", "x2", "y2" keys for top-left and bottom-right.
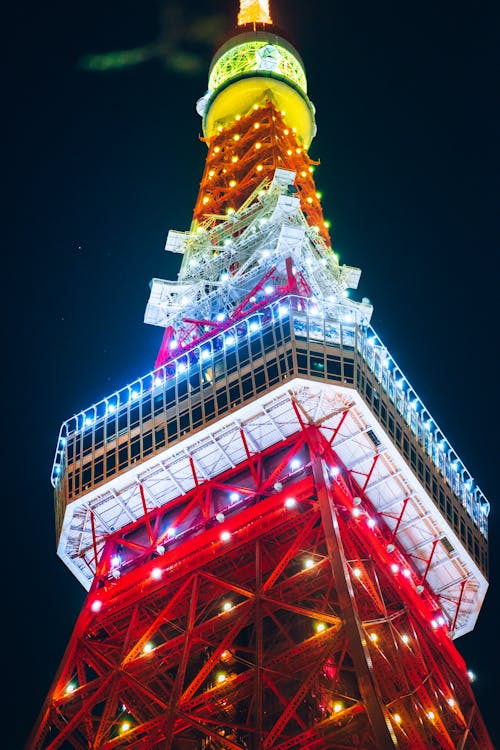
[{"x1": 51, "y1": 295, "x2": 489, "y2": 636}]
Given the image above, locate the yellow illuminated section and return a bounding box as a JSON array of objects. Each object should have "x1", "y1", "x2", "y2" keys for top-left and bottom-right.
[
  {"x1": 238, "y1": 0, "x2": 272, "y2": 26},
  {"x1": 204, "y1": 77, "x2": 315, "y2": 147}
]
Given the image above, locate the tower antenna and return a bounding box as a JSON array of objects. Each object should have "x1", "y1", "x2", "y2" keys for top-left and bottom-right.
[{"x1": 238, "y1": 0, "x2": 272, "y2": 26}]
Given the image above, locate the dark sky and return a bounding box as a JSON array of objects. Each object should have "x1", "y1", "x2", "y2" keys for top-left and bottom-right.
[{"x1": 5, "y1": 0, "x2": 499, "y2": 747}]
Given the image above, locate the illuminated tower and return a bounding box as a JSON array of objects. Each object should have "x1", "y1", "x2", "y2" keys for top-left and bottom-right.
[{"x1": 29, "y1": 2, "x2": 493, "y2": 748}]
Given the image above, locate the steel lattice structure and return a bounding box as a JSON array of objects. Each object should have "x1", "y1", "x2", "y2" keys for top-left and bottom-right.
[
  {"x1": 29, "y1": 1, "x2": 492, "y2": 748},
  {"x1": 192, "y1": 104, "x2": 328, "y2": 244}
]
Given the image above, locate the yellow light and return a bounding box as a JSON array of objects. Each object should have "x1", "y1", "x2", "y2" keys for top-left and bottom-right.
[
  {"x1": 315, "y1": 622, "x2": 326, "y2": 633},
  {"x1": 143, "y1": 642, "x2": 153, "y2": 653},
  {"x1": 316, "y1": 192, "x2": 322, "y2": 199},
  {"x1": 296, "y1": 147, "x2": 301, "y2": 153},
  {"x1": 216, "y1": 672, "x2": 227, "y2": 683},
  {"x1": 301, "y1": 170, "x2": 307, "y2": 177},
  {"x1": 214, "y1": 146, "x2": 220, "y2": 153},
  {"x1": 120, "y1": 722, "x2": 131, "y2": 733},
  {"x1": 333, "y1": 702, "x2": 343, "y2": 713},
  {"x1": 202, "y1": 196, "x2": 210, "y2": 204},
  {"x1": 227, "y1": 207, "x2": 235, "y2": 215},
  {"x1": 256, "y1": 165, "x2": 263, "y2": 172},
  {"x1": 306, "y1": 196, "x2": 314, "y2": 204},
  {"x1": 233, "y1": 134, "x2": 240, "y2": 141},
  {"x1": 229, "y1": 180, "x2": 237, "y2": 188},
  {"x1": 222, "y1": 601, "x2": 233, "y2": 611},
  {"x1": 231, "y1": 155, "x2": 238, "y2": 162},
  {"x1": 253, "y1": 103, "x2": 259, "y2": 110},
  {"x1": 287, "y1": 149, "x2": 293, "y2": 156},
  {"x1": 304, "y1": 558, "x2": 314, "y2": 569},
  {"x1": 202, "y1": 74, "x2": 315, "y2": 146},
  {"x1": 65, "y1": 683, "x2": 75, "y2": 695},
  {"x1": 308, "y1": 166, "x2": 314, "y2": 172},
  {"x1": 254, "y1": 122, "x2": 260, "y2": 129},
  {"x1": 255, "y1": 142, "x2": 262, "y2": 149},
  {"x1": 284, "y1": 128, "x2": 289, "y2": 135},
  {"x1": 218, "y1": 126, "x2": 223, "y2": 132},
  {"x1": 281, "y1": 110, "x2": 286, "y2": 115},
  {"x1": 236, "y1": 114, "x2": 241, "y2": 121},
  {"x1": 393, "y1": 713, "x2": 402, "y2": 724},
  {"x1": 209, "y1": 170, "x2": 215, "y2": 177},
  {"x1": 369, "y1": 632, "x2": 378, "y2": 642},
  {"x1": 324, "y1": 220, "x2": 331, "y2": 228},
  {"x1": 427, "y1": 711, "x2": 435, "y2": 721}
]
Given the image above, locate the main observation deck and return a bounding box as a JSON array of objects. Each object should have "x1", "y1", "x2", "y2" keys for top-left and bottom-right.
[{"x1": 51, "y1": 295, "x2": 489, "y2": 637}]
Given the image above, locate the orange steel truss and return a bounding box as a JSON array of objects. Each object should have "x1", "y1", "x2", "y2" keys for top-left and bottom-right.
[
  {"x1": 29, "y1": 427, "x2": 492, "y2": 749},
  {"x1": 193, "y1": 103, "x2": 331, "y2": 245}
]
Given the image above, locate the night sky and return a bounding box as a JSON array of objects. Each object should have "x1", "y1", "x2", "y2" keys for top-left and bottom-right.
[{"x1": 5, "y1": 0, "x2": 499, "y2": 747}]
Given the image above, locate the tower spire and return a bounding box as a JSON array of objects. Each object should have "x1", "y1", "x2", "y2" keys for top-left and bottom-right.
[{"x1": 238, "y1": 0, "x2": 272, "y2": 26}]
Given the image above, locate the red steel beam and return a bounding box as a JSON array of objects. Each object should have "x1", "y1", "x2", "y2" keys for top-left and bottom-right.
[{"x1": 310, "y1": 448, "x2": 399, "y2": 749}]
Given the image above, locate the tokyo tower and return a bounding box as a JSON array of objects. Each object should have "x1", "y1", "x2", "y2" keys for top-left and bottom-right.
[{"x1": 29, "y1": 1, "x2": 493, "y2": 747}]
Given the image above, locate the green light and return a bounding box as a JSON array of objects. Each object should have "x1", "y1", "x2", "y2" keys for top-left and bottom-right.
[
  {"x1": 209, "y1": 41, "x2": 307, "y2": 94},
  {"x1": 79, "y1": 47, "x2": 153, "y2": 72}
]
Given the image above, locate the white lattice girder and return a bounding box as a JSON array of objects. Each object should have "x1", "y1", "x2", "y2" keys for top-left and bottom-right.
[
  {"x1": 57, "y1": 378, "x2": 487, "y2": 639},
  {"x1": 144, "y1": 170, "x2": 372, "y2": 332}
]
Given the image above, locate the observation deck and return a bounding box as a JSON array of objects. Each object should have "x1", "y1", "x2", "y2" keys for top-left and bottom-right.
[{"x1": 52, "y1": 295, "x2": 489, "y2": 638}]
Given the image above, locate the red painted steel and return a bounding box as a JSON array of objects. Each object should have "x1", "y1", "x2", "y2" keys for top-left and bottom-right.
[{"x1": 29, "y1": 426, "x2": 492, "y2": 748}]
